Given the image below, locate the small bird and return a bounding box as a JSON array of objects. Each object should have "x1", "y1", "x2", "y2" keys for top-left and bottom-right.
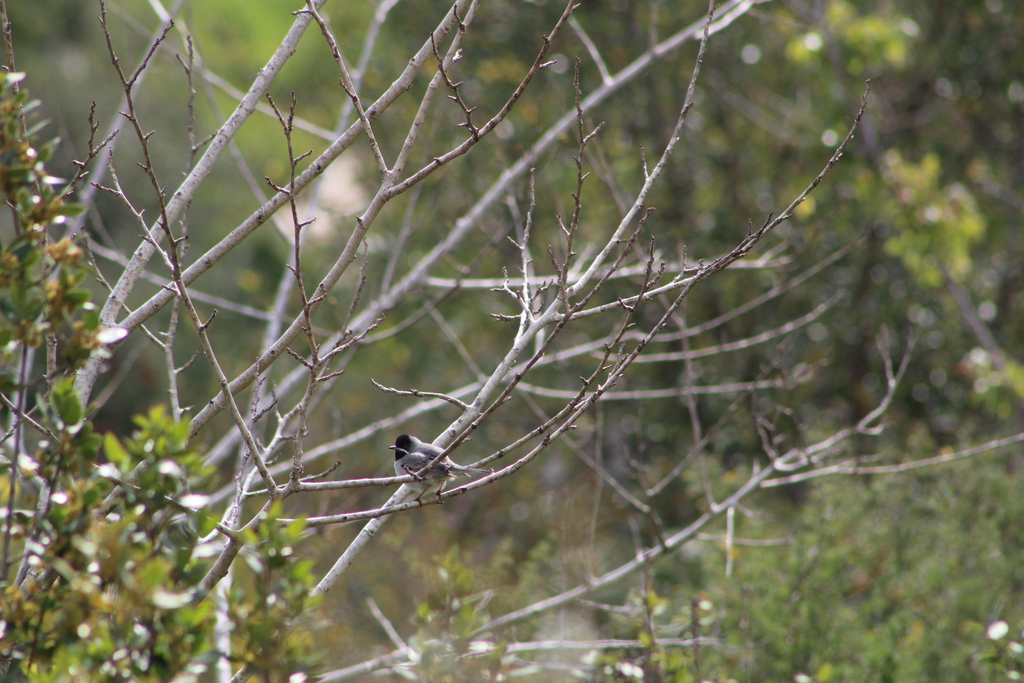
[{"x1": 389, "y1": 434, "x2": 489, "y2": 501}]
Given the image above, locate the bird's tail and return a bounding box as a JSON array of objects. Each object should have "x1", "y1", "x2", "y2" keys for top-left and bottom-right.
[{"x1": 452, "y1": 465, "x2": 490, "y2": 475}]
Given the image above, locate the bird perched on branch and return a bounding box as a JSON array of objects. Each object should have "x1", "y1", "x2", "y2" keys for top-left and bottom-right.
[{"x1": 389, "y1": 434, "x2": 489, "y2": 501}]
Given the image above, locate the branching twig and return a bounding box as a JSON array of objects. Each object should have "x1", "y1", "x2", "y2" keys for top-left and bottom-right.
[{"x1": 371, "y1": 379, "x2": 470, "y2": 412}]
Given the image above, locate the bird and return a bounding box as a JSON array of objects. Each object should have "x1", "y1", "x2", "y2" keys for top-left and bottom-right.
[{"x1": 389, "y1": 434, "x2": 489, "y2": 501}]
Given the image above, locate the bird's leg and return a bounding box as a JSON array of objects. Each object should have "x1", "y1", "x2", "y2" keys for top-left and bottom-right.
[{"x1": 412, "y1": 481, "x2": 442, "y2": 504}]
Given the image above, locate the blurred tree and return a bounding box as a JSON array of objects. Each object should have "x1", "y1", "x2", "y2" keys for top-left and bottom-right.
[{"x1": 1, "y1": 0, "x2": 1022, "y2": 680}]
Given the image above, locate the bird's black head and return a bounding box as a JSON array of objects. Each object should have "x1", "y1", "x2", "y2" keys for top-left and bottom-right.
[{"x1": 390, "y1": 434, "x2": 414, "y2": 456}]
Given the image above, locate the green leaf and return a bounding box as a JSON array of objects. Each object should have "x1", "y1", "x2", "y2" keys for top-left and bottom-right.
[
  {"x1": 58, "y1": 202, "x2": 87, "y2": 218},
  {"x1": 83, "y1": 306, "x2": 100, "y2": 330},
  {"x1": 64, "y1": 288, "x2": 92, "y2": 306},
  {"x1": 50, "y1": 377, "x2": 82, "y2": 426}
]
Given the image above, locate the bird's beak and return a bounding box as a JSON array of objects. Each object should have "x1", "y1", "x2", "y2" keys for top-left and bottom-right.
[{"x1": 388, "y1": 445, "x2": 397, "y2": 450}]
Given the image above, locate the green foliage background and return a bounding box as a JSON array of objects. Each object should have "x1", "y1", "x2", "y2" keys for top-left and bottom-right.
[{"x1": 2, "y1": 0, "x2": 1023, "y2": 680}]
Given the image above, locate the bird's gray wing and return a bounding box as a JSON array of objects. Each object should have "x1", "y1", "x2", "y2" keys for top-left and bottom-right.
[{"x1": 402, "y1": 453, "x2": 454, "y2": 478}]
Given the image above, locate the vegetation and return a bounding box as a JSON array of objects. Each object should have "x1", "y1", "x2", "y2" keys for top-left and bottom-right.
[{"x1": 1, "y1": 0, "x2": 1022, "y2": 681}]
